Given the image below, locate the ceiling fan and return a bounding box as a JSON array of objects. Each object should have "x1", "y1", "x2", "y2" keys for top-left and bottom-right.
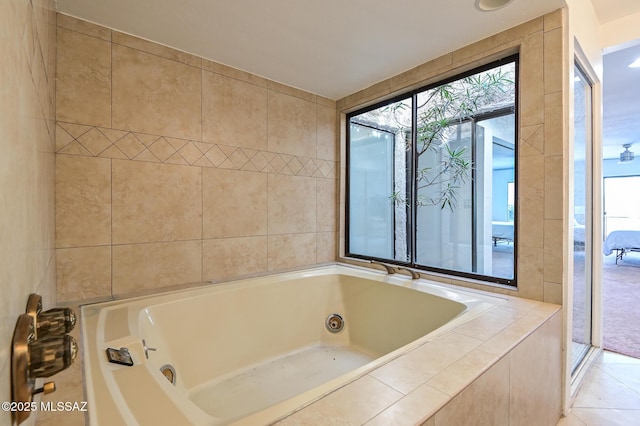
[{"x1": 620, "y1": 143, "x2": 634, "y2": 163}]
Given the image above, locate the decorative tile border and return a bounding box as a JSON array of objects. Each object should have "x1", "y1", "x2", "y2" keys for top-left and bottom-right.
[{"x1": 56, "y1": 122, "x2": 337, "y2": 178}]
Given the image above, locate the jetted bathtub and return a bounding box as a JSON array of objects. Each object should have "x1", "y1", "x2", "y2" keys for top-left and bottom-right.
[{"x1": 81, "y1": 264, "x2": 504, "y2": 425}]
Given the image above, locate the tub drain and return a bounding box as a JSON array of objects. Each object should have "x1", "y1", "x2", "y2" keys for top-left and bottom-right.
[{"x1": 325, "y1": 314, "x2": 345, "y2": 333}]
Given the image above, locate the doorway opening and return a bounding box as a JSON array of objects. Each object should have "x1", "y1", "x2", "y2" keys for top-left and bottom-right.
[{"x1": 600, "y1": 43, "x2": 640, "y2": 359}]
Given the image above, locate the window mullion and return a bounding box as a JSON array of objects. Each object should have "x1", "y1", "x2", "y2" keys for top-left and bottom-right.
[
  {"x1": 471, "y1": 119, "x2": 477, "y2": 273},
  {"x1": 409, "y1": 93, "x2": 418, "y2": 266}
]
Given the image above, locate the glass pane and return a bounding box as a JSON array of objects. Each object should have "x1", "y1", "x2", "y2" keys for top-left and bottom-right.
[
  {"x1": 507, "y1": 182, "x2": 515, "y2": 221},
  {"x1": 572, "y1": 65, "x2": 592, "y2": 371},
  {"x1": 415, "y1": 121, "x2": 473, "y2": 272},
  {"x1": 348, "y1": 98, "x2": 411, "y2": 261},
  {"x1": 414, "y1": 62, "x2": 516, "y2": 279},
  {"x1": 478, "y1": 114, "x2": 515, "y2": 279}
]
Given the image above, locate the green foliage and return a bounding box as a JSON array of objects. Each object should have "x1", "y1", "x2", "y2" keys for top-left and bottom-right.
[
  {"x1": 386, "y1": 65, "x2": 514, "y2": 210},
  {"x1": 416, "y1": 67, "x2": 513, "y2": 156}
]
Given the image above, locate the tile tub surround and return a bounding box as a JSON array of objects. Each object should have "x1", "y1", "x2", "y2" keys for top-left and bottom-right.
[
  {"x1": 278, "y1": 298, "x2": 562, "y2": 426},
  {"x1": 54, "y1": 14, "x2": 338, "y2": 303},
  {"x1": 1, "y1": 0, "x2": 57, "y2": 424},
  {"x1": 338, "y1": 9, "x2": 567, "y2": 305}
]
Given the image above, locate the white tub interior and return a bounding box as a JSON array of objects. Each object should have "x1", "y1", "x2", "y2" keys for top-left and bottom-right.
[
  {"x1": 82, "y1": 264, "x2": 504, "y2": 425},
  {"x1": 190, "y1": 345, "x2": 372, "y2": 419}
]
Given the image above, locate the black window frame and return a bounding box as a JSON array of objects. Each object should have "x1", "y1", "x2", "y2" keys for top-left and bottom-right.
[{"x1": 345, "y1": 54, "x2": 519, "y2": 286}]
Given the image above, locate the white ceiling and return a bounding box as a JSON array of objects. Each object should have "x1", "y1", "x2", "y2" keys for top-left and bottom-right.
[
  {"x1": 57, "y1": 0, "x2": 567, "y2": 100},
  {"x1": 591, "y1": 0, "x2": 640, "y2": 23},
  {"x1": 56, "y1": 0, "x2": 640, "y2": 159}
]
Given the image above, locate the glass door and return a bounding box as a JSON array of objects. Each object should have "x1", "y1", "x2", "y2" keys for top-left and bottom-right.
[{"x1": 571, "y1": 63, "x2": 594, "y2": 372}]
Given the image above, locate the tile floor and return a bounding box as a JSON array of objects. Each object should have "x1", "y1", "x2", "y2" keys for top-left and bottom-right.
[{"x1": 558, "y1": 351, "x2": 640, "y2": 425}]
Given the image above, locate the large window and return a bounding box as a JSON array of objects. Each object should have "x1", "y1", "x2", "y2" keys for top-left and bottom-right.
[
  {"x1": 604, "y1": 176, "x2": 640, "y2": 235},
  {"x1": 347, "y1": 56, "x2": 518, "y2": 285}
]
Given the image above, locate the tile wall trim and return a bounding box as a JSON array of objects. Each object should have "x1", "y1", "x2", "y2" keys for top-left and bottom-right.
[{"x1": 56, "y1": 121, "x2": 338, "y2": 179}]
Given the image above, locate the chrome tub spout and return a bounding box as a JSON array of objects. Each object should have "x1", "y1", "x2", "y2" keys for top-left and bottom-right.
[
  {"x1": 370, "y1": 260, "x2": 396, "y2": 275},
  {"x1": 397, "y1": 267, "x2": 420, "y2": 280}
]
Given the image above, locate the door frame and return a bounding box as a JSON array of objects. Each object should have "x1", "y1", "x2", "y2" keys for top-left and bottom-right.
[{"x1": 563, "y1": 41, "x2": 604, "y2": 412}]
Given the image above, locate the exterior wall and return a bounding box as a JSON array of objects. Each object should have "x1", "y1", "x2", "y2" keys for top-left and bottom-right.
[
  {"x1": 54, "y1": 15, "x2": 338, "y2": 303},
  {"x1": 338, "y1": 10, "x2": 567, "y2": 304},
  {"x1": 0, "y1": 1, "x2": 57, "y2": 425}
]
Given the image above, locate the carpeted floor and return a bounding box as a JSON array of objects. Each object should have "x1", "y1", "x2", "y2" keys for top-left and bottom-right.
[
  {"x1": 602, "y1": 251, "x2": 640, "y2": 358},
  {"x1": 573, "y1": 249, "x2": 640, "y2": 359}
]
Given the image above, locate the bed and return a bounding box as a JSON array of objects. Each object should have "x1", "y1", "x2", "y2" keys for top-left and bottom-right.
[
  {"x1": 603, "y1": 230, "x2": 640, "y2": 264},
  {"x1": 492, "y1": 221, "x2": 514, "y2": 245}
]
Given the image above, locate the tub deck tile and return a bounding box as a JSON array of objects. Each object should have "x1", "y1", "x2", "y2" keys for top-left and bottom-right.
[
  {"x1": 275, "y1": 375, "x2": 402, "y2": 425},
  {"x1": 453, "y1": 307, "x2": 520, "y2": 341},
  {"x1": 426, "y1": 347, "x2": 500, "y2": 396},
  {"x1": 369, "y1": 331, "x2": 483, "y2": 395},
  {"x1": 364, "y1": 384, "x2": 448, "y2": 426}
]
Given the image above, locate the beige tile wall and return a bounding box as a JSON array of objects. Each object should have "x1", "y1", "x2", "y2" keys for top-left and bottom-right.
[
  {"x1": 55, "y1": 14, "x2": 338, "y2": 303},
  {"x1": 337, "y1": 10, "x2": 567, "y2": 304},
  {"x1": 1, "y1": 0, "x2": 57, "y2": 425}
]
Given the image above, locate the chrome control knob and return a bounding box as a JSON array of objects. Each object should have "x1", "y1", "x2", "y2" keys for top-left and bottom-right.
[{"x1": 28, "y1": 335, "x2": 77, "y2": 378}]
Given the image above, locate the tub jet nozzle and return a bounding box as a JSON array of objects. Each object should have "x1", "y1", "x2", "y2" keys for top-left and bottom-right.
[{"x1": 325, "y1": 314, "x2": 345, "y2": 333}]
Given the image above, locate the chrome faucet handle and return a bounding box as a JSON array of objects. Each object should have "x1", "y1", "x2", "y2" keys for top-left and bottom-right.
[
  {"x1": 370, "y1": 260, "x2": 396, "y2": 274},
  {"x1": 397, "y1": 266, "x2": 420, "y2": 280},
  {"x1": 142, "y1": 339, "x2": 156, "y2": 359}
]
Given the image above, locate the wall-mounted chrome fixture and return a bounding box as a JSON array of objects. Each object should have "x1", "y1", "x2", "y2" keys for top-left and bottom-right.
[
  {"x1": 11, "y1": 294, "x2": 77, "y2": 425},
  {"x1": 397, "y1": 267, "x2": 421, "y2": 280},
  {"x1": 142, "y1": 339, "x2": 157, "y2": 359},
  {"x1": 369, "y1": 260, "x2": 396, "y2": 275}
]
